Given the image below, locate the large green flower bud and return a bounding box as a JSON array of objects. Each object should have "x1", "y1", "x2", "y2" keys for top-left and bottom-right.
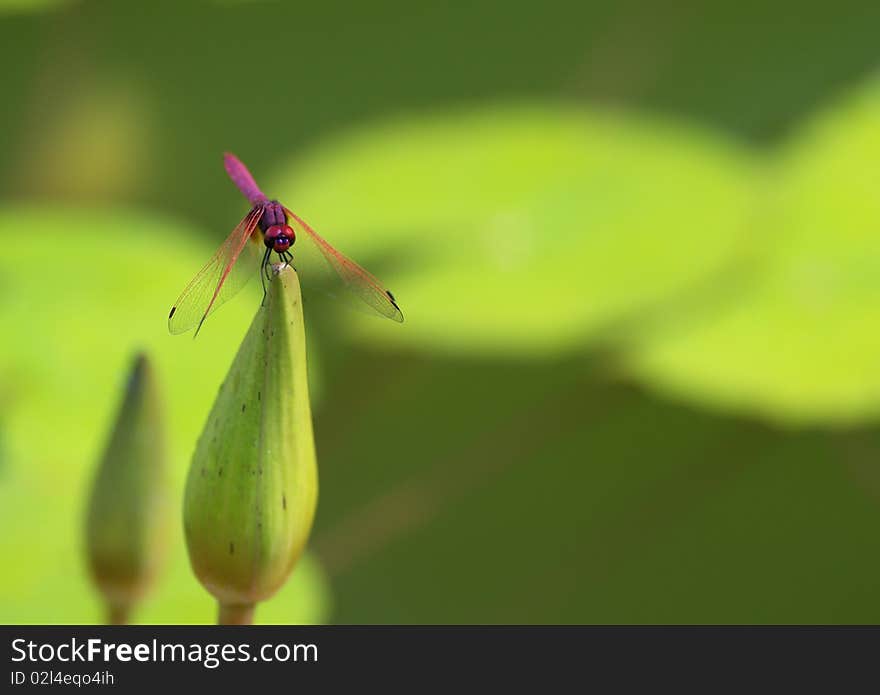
[{"x1": 184, "y1": 264, "x2": 318, "y2": 624}]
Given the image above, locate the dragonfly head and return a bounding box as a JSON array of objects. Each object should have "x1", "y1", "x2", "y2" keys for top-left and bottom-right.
[{"x1": 264, "y1": 224, "x2": 295, "y2": 253}]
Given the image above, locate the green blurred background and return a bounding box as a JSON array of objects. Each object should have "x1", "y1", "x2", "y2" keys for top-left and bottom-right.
[{"x1": 2, "y1": 0, "x2": 880, "y2": 623}]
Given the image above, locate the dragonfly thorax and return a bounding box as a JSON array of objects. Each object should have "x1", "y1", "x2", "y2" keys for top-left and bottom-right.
[
  {"x1": 264, "y1": 224, "x2": 295, "y2": 253},
  {"x1": 258, "y1": 201, "x2": 287, "y2": 231}
]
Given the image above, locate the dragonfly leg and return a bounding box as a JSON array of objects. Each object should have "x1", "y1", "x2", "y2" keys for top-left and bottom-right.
[{"x1": 260, "y1": 246, "x2": 271, "y2": 301}]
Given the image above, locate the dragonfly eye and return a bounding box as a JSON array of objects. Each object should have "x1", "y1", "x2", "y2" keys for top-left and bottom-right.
[{"x1": 265, "y1": 224, "x2": 295, "y2": 253}]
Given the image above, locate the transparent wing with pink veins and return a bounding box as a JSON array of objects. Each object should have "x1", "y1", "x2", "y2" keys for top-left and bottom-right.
[
  {"x1": 168, "y1": 206, "x2": 264, "y2": 335},
  {"x1": 282, "y1": 208, "x2": 403, "y2": 322}
]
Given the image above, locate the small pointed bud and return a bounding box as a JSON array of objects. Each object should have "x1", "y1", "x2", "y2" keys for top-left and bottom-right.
[
  {"x1": 184, "y1": 264, "x2": 319, "y2": 624},
  {"x1": 85, "y1": 353, "x2": 169, "y2": 624}
]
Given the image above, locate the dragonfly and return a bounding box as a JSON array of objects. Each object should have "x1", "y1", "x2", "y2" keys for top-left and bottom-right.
[{"x1": 168, "y1": 152, "x2": 404, "y2": 335}]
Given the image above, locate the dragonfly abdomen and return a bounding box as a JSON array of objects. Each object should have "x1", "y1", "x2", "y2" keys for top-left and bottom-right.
[{"x1": 224, "y1": 152, "x2": 267, "y2": 204}]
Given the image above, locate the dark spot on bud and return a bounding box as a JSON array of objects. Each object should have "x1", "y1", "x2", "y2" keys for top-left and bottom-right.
[
  {"x1": 257, "y1": 390, "x2": 261, "y2": 401},
  {"x1": 241, "y1": 403, "x2": 246, "y2": 413},
  {"x1": 218, "y1": 467, "x2": 223, "y2": 477},
  {"x1": 229, "y1": 542, "x2": 234, "y2": 555},
  {"x1": 282, "y1": 494, "x2": 286, "y2": 510}
]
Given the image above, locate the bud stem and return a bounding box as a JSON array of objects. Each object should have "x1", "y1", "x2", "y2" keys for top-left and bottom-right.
[
  {"x1": 106, "y1": 603, "x2": 130, "y2": 625},
  {"x1": 218, "y1": 602, "x2": 256, "y2": 625}
]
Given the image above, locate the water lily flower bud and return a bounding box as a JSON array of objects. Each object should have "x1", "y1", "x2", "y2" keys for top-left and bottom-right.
[
  {"x1": 85, "y1": 353, "x2": 169, "y2": 624},
  {"x1": 184, "y1": 264, "x2": 318, "y2": 625}
]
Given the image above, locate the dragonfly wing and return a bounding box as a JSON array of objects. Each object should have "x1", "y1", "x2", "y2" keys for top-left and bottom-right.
[
  {"x1": 168, "y1": 206, "x2": 264, "y2": 335},
  {"x1": 283, "y1": 207, "x2": 403, "y2": 322}
]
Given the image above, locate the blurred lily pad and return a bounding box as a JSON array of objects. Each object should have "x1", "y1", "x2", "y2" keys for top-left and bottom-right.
[
  {"x1": 624, "y1": 77, "x2": 880, "y2": 426},
  {"x1": 274, "y1": 105, "x2": 756, "y2": 355},
  {"x1": 0, "y1": 206, "x2": 329, "y2": 623},
  {"x1": 0, "y1": 0, "x2": 68, "y2": 13}
]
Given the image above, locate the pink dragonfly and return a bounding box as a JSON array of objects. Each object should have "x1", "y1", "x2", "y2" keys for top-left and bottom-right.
[{"x1": 169, "y1": 153, "x2": 403, "y2": 335}]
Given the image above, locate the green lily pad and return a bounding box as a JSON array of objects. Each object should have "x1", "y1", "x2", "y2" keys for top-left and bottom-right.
[
  {"x1": 0, "y1": 206, "x2": 329, "y2": 623},
  {"x1": 624, "y1": 78, "x2": 880, "y2": 426},
  {"x1": 274, "y1": 105, "x2": 756, "y2": 354}
]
